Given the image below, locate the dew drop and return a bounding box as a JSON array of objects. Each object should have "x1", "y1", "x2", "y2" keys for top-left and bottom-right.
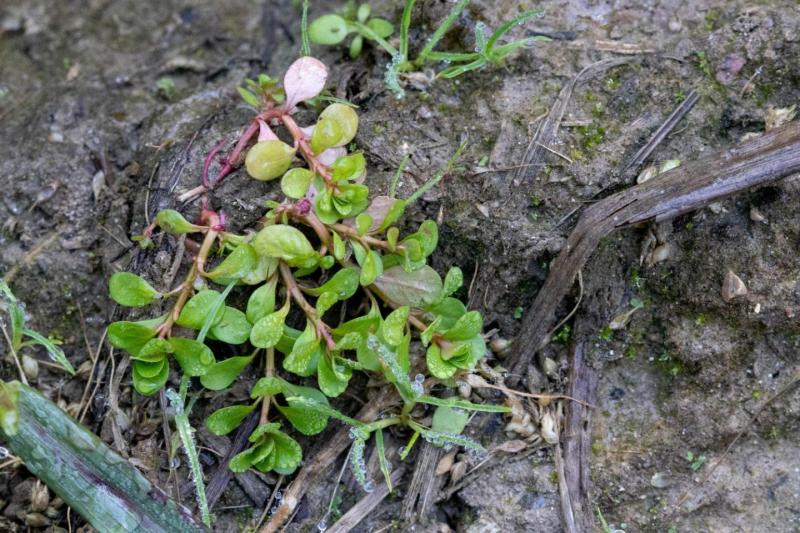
[
  {"x1": 0, "y1": 447, "x2": 9, "y2": 459},
  {"x1": 274, "y1": 491, "x2": 282, "y2": 502},
  {"x1": 414, "y1": 373, "x2": 425, "y2": 383},
  {"x1": 363, "y1": 480, "x2": 375, "y2": 493},
  {"x1": 317, "y1": 519, "x2": 328, "y2": 531}
]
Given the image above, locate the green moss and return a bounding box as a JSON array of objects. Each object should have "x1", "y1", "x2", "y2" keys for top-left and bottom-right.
[
  {"x1": 704, "y1": 9, "x2": 722, "y2": 31},
  {"x1": 605, "y1": 76, "x2": 620, "y2": 91}
]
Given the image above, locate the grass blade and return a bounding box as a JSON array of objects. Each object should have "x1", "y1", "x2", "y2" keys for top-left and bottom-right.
[{"x1": 417, "y1": 0, "x2": 469, "y2": 62}]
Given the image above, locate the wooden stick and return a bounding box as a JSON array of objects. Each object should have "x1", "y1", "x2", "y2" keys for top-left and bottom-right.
[
  {"x1": 327, "y1": 468, "x2": 406, "y2": 533},
  {"x1": 559, "y1": 341, "x2": 598, "y2": 533},
  {"x1": 508, "y1": 121, "x2": 800, "y2": 376}
]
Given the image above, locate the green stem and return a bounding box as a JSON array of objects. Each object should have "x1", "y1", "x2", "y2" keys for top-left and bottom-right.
[
  {"x1": 363, "y1": 416, "x2": 402, "y2": 432},
  {"x1": 353, "y1": 22, "x2": 398, "y2": 56}
]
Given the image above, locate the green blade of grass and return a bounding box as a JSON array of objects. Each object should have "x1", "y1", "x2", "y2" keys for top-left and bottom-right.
[
  {"x1": 416, "y1": 0, "x2": 469, "y2": 63},
  {"x1": 400, "y1": 0, "x2": 416, "y2": 60},
  {"x1": 485, "y1": 9, "x2": 543, "y2": 52}
]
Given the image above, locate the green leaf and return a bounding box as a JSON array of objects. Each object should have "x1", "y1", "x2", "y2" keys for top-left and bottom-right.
[
  {"x1": 381, "y1": 306, "x2": 408, "y2": 347},
  {"x1": 315, "y1": 291, "x2": 338, "y2": 316},
  {"x1": 208, "y1": 306, "x2": 251, "y2": 345},
  {"x1": 197, "y1": 282, "x2": 235, "y2": 343},
  {"x1": 250, "y1": 305, "x2": 289, "y2": 349},
  {"x1": 367, "y1": 334, "x2": 416, "y2": 400},
  {"x1": 442, "y1": 266, "x2": 463, "y2": 297},
  {"x1": 206, "y1": 404, "x2": 256, "y2": 435},
  {"x1": 421, "y1": 316, "x2": 441, "y2": 346},
  {"x1": 132, "y1": 338, "x2": 171, "y2": 363},
  {"x1": 238, "y1": 87, "x2": 261, "y2": 108},
  {"x1": 349, "y1": 34, "x2": 363, "y2": 58},
  {"x1": 176, "y1": 290, "x2": 226, "y2": 330},
  {"x1": 283, "y1": 322, "x2": 321, "y2": 376},
  {"x1": 281, "y1": 168, "x2": 313, "y2": 199},
  {"x1": 333, "y1": 307, "x2": 380, "y2": 337},
  {"x1": 426, "y1": 343, "x2": 457, "y2": 379},
  {"x1": 200, "y1": 354, "x2": 255, "y2": 390},
  {"x1": 387, "y1": 227, "x2": 399, "y2": 250},
  {"x1": 357, "y1": 3, "x2": 370, "y2": 22},
  {"x1": 305, "y1": 268, "x2": 359, "y2": 299},
  {"x1": 317, "y1": 355, "x2": 351, "y2": 397},
  {"x1": 334, "y1": 331, "x2": 363, "y2": 351},
  {"x1": 206, "y1": 244, "x2": 258, "y2": 282},
  {"x1": 425, "y1": 297, "x2": 467, "y2": 329},
  {"x1": 241, "y1": 254, "x2": 279, "y2": 285},
  {"x1": 169, "y1": 337, "x2": 215, "y2": 376},
  {"x1": 359, "y1": 249, "x2": 382, "y2": 286},
  {"x1": 253, "y1": 225, "x2": 317, "y2": 269},
  {"x1": 109, "y1": 272, "x2": 160, "y2": 307},
  {"x1": 413, "y1": 220, "x2": 439, "y2": 257},
  {"x1": 332, "y1": 232, "x2": 346, "y2": 260},
  {"x1": 355, "y1": 213, "x2": 372, "y2": 236},
  {"x1": 131, "y1": 358, "x2": 166, "y2": 379},
  {"x1": 132, "y1": 360, "x2": 169, "y2": 395},
  {"x1": 417, "y1": 395, "x2": 511, "y2": 413},
  {"x1": 443, "y1": 310, "x2": 483, "y2": 342},
  {"x1": 375, "y1": 429, "x2": 393, "y2": 491},
  {"x1": 309, "y1": 14, "x2": 350, "y2": 45},
  {"x1": 284, "y1": 395, "x2": 367, "y2": 428},
  {"x1": 229, "y1": 447, "x2": 258, "y2": 473},
  {"x1": 251, "y1": 376, "x2": 285, "y2": 397},
  {"x1": 432, "y1": 405, "x2": 469, "y2": 435},
  {"x1": 246, "y1": 278, "x2": 278, "y2": 323},
  {"x1": 356, "y1": 338, "x2": 380, "y2": 371},
  {"x1": 374, "y1": 265, "x2": 443, "y2": 308},
  {"x1": 249, "y1": 422, "x2": 283, "y2": 442},
  {"x1": 156, "y1": 209, "x2": 202, "y2": 235},
  {"x1": 275, "y1": 382, "x2": 330, "y2": 435},
  {"x1": 108, "y1": 320, "x2": 159, "y2": 356},
  {"x1": 331, "y1": 153, "x2": 366, "y2": 182},
  {"x1": 366, "y1": 17, "x2": 394, "y2": 39},
  {"x1": 311, "y1": 116, "x2": 344, "y2": 154},
  {"x1": 268, "y1": 430, "x2": 303, "y2": 474}
]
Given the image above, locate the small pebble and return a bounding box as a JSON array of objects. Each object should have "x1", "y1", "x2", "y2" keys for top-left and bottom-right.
[
  {"x1": 650, "y1": 471, "x2": 671, "y2": 488},
  {"x1": 749, "y1": 206, "x2": 766, "y2": 223},
  {"x1": 721, "y1": 270, "x2": 747, "y2": 302},
  {"x1": 21, "y1": 355, "x2": 39, "y2": 381},
  {"x1": 648, "y1": 243, "x2": 672, "y2": 265}
]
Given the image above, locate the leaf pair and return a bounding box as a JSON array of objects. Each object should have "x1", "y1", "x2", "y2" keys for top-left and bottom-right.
[
  {"x1": 178, "y1": 290, "x2": 252, "y2": 345},
  {"x1": 230, "y1": 422, "x2": 303, "y2": 475},
  {"x1": 308, "y1": 4, "x2": 394, "y2": 59},
  {"x1": 130, "y1": 337, "x2": 215, "y2": 395}
]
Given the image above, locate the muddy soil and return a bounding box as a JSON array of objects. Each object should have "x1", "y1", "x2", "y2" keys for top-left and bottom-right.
[{"x1": 1, "y1": 0, "x2": 799, "y2": 531}]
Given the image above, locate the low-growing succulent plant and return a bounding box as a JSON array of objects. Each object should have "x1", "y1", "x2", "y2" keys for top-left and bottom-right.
[{"x1": 109, "y1": 57, "x2": 506, "y2": 497}]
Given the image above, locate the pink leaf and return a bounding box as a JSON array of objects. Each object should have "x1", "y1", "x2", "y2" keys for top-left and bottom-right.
[
  {"x1": 257, "y1": 119, "x2": 279, "y2": 142},
  {"x1": 282, "y1": 57, "x2": 328, "y2": 110},
  {"x1": 317, "y1": 146, "x2": 346, "y2": 166}
]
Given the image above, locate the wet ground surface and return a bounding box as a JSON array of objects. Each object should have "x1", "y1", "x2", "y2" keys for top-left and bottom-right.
[{"x1": 1, "y1": 0, "x2": 799, "y2": 531}]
